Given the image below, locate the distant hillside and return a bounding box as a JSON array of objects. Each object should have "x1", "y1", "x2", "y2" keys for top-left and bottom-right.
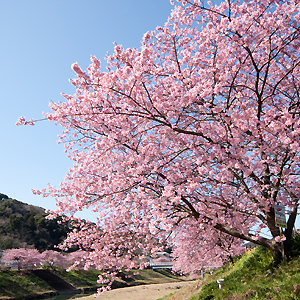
[{"x1": 0, "y1": 193, "x2": 70, "y2": 251}]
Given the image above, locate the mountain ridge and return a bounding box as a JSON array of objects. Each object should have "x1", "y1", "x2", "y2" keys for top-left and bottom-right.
[{"x1": 0, "y1": 193, "x2": 70, "y2": 251}]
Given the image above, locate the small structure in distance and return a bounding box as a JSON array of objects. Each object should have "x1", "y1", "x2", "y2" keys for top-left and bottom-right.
[{"x1": 148, "y1": 252, "x2": 173, "y2": 269}]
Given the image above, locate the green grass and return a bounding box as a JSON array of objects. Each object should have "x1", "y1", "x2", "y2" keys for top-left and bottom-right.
[
  {"x1": 127, "y1": 269, "x2": 185, "y2": 284},
  {"x1": 53, "y1": 268, "x2": 184, "y2": 289},
  {"x1": 0, "y1": 269, "x2": 54, "y2": 299},
  {"x1": 52, "y1": 268, "x2": 100, "y2": 288},
  {"x1": 181, "y1": 246, "x2": 300, "y2": 300}
]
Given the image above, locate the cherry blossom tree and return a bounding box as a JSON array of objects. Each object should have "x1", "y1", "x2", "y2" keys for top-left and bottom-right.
[
  {"x1": 1, "y1": 248, "x2": 42, "y2": 270},
  {"x1": 1, "y1": 248, "x2": 26, "y2": 270},
  {"x1": 19, "y1": 0, "x2": 300, "y2": 291},
  {"x1": 65, "y1": 250, "x2": 90, "y2": 270},
  {"x1": 172, "y1": 219, "x2": 245, "y2": 274},
  {"x1": 41, "y1": 250, "x2": 68, "y2": 269}
]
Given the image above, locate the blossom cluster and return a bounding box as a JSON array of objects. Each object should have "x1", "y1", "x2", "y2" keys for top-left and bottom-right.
[{"x1": 274, "y1": 235, "x2": 287, "y2": 243}]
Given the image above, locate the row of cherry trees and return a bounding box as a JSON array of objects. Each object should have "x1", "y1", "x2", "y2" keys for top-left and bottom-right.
[{"x1": 0, "y1": 248, "x2": 88, "y2": 271}]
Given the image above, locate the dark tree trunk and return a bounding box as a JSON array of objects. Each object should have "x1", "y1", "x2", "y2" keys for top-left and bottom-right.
[{"x1": 284, "y1": 206, "x2": 298, "y2": 259}]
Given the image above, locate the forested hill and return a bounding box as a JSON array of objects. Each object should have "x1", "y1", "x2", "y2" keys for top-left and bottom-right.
[{"x1": 0, "y1": 193, "x2": 70, "y2": 251}]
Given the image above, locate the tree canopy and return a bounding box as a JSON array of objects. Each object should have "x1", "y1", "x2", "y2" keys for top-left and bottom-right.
[{"x1": 19, "y1": 0, "x2": 300, "y2": 293}]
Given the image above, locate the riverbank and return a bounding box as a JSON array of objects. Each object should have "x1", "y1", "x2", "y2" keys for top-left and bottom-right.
[
  {"x1": 71, "y1": 281, "x2": 195, "y2": 300},
  {"x1": 0, "y1": 268, "x2": 191, "y2": 300}
]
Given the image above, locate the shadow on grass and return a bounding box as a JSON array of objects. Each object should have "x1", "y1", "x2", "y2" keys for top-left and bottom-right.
[{"x1": 154, "y1": 269, "x2": 185, "y2": 281}]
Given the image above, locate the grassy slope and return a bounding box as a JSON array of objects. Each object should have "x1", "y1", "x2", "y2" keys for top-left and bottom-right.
[
  {"x1": 160, "y1": 247, "x2": 300, "y2": 300},
  {"x1": 0, "y1": 268, "x2": 186, "y2": 299},
  {"x1": 0, "y1": 269, "x2": 55, "y2": 299},
  {"x1": 54, "y1": 268, "x2": 186, "y2": 289}
]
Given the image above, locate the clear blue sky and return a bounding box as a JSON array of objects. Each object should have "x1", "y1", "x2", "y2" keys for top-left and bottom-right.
[{"x1": 0, "y1": 0, "x2": 173, "y2": 221}]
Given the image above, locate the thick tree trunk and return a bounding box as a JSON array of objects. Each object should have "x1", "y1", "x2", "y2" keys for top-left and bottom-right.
[
  {"x1": 215, "y1": 200, "x2": 298, "y2": 265},
  {"x1": 214, "y1": 223, "x2": 285, "y2": 265},
  {"x1": 269, "y1": 243, "x2": 284, "y2": 266}
]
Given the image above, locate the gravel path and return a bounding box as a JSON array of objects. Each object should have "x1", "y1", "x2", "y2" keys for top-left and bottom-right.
[{"x1": 73, "y1": 281, "x2": 194, "y2": 300}]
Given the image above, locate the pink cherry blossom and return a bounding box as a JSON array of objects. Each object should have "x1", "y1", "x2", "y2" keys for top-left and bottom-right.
[
  {"x1": 15, "y1": 117, "x2": 35, "y2": 126},
  {"x1": 41, "y1": 250, "x2": 68, "y2": 269},
  {"x1": 275, "y1": 235, "x2": 286, "y2": 243},
  {"x1": 1, "y1": 248, "x2": 42, "y2": 270},
  {"x1": 20, "y1": 0, "x2": 300, "y2": 294}
]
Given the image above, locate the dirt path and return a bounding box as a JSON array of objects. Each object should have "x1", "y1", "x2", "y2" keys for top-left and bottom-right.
[{"x1": 73, "y1": 281, "x2": 194, "y2": 300}]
